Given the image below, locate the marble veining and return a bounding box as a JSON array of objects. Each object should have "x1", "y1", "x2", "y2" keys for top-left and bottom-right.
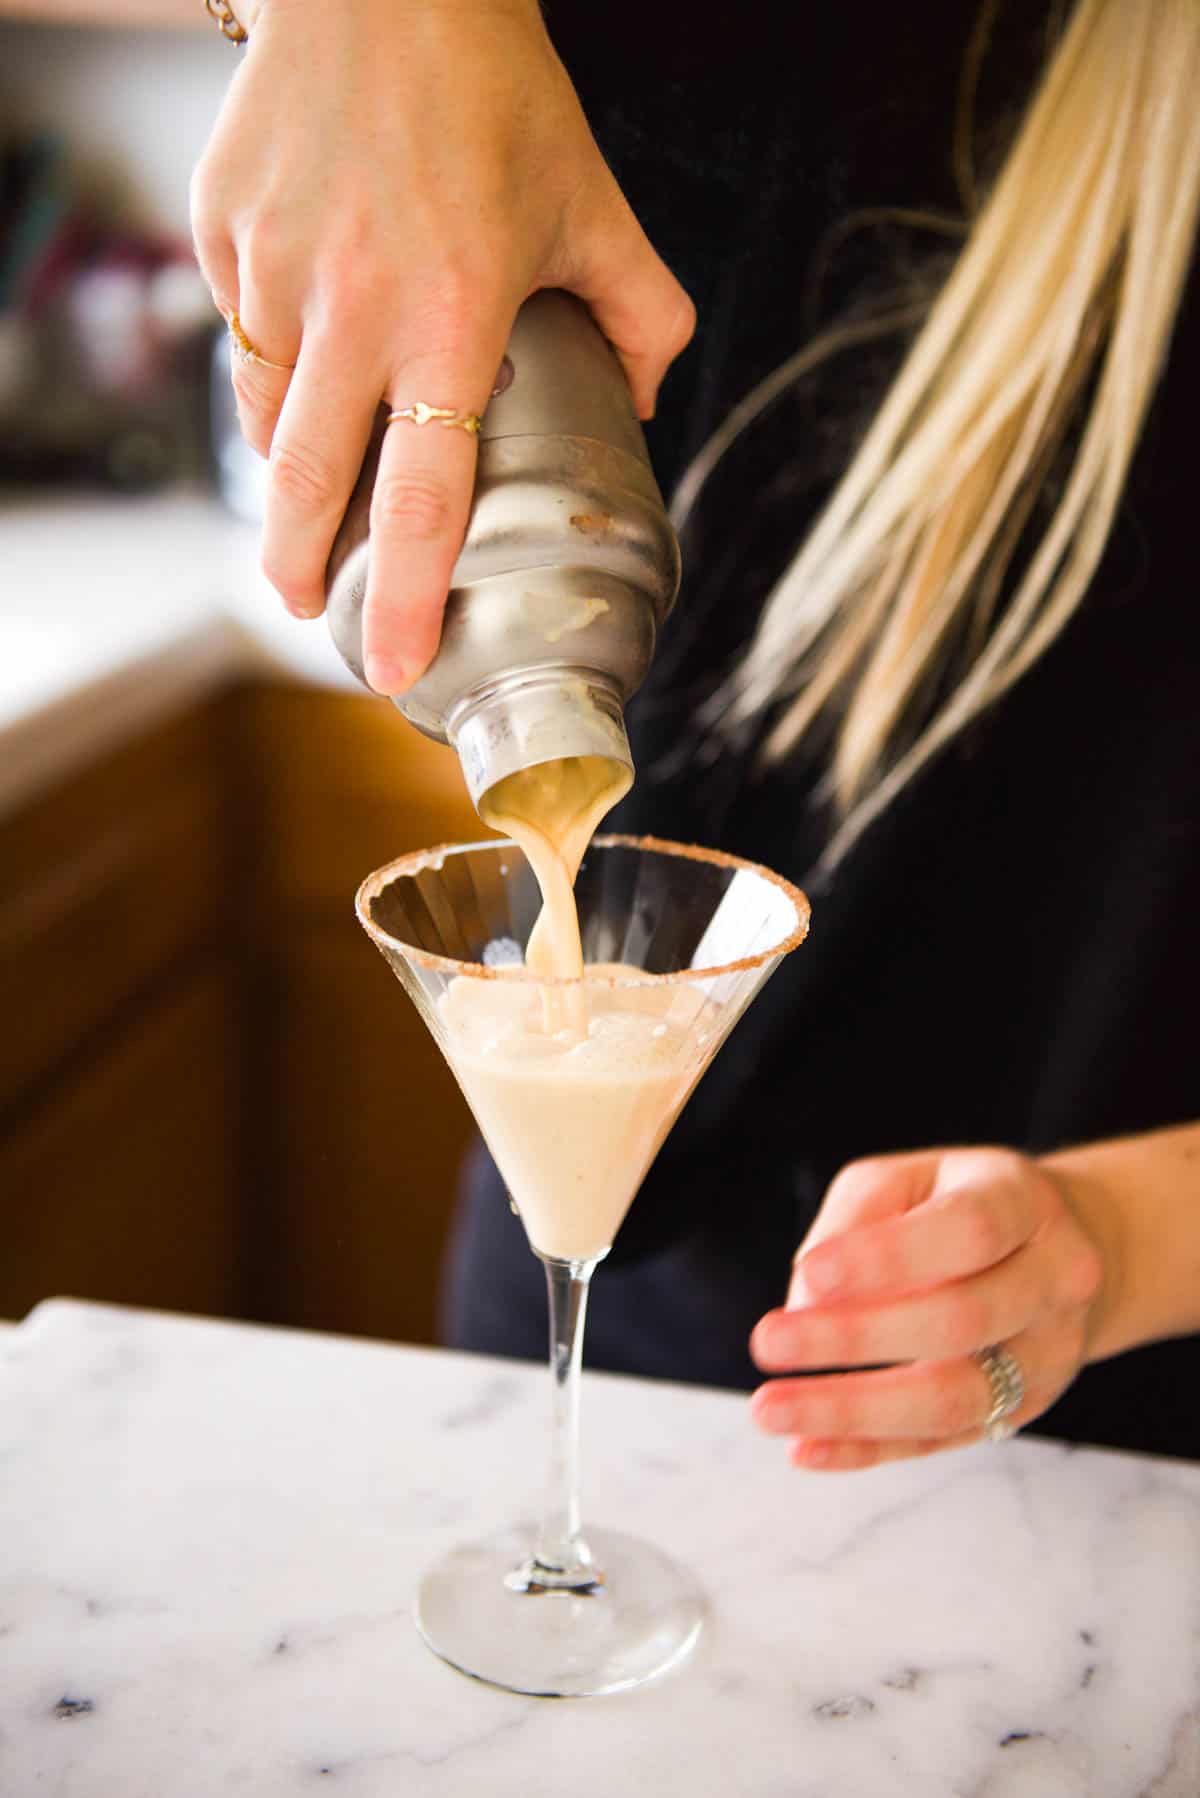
[{"x1": 1, "y1": 1300, "x2": 1198, "y2": 1796}]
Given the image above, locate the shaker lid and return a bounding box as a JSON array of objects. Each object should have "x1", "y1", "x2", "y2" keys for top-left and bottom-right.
[{"x1": 448, "y1": 668, "x2": 633, "y2": 810}]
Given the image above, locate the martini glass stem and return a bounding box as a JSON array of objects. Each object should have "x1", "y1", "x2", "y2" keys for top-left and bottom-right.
[{"x1": 528, "y1": 1253, "x2": 601, "y2": 1590}]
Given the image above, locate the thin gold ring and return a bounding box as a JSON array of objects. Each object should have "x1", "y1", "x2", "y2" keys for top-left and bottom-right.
[
  {"x1": 227, "y1": 311, "x2": 294, "y2": 373},
  {"x1": 386, "y1": 402, "x2": 483, "y2": 436}
]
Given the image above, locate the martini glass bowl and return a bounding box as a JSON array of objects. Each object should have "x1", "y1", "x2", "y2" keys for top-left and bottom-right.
[{"x1": 357, "y1": 834, "x2": 809, "y2": 1697}]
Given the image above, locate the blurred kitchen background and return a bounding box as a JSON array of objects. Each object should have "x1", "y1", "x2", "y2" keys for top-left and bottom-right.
[{"x1": 0, "y1": 6, "x2": 486, "y2": 1344}]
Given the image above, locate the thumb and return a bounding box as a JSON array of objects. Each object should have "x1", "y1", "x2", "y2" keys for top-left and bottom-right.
[
  {"x1": 563, "y1": 180, "x2": 696, "y2": 419},
  {"x1": 787, "y1": 1151, "x2": 943, "y2": 1308}
]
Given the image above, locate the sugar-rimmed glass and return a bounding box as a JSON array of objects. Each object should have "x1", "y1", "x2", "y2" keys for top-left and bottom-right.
[{"x1": 357, "y1": 835, "x2": 809, "y2": 1696}]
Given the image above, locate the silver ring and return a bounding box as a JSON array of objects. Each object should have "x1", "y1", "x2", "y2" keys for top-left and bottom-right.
[{"x1": 973, "y1": 1343, "x2": 1025, "y2": 1442}]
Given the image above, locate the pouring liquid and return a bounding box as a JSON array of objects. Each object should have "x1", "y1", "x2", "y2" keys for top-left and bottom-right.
[
  {"x1": 441, "y1": 753, "x2": 714, "y2": 1259},
  {"x1": 478, "y1": 755, "x2": 632, "y2": 1032}
]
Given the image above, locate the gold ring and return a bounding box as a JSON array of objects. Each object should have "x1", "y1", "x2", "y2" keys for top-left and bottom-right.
[
  {"x1": 386, "y1": 402, "x2": 483, "y2": 436},
  {"x1": 228, "y1": 311, "x2": 294, "y2": 373}
]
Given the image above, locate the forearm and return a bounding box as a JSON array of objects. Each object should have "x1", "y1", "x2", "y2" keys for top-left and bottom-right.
[{"x1": 1041, "y1": 1121, "x2": 1200, "y2": 1362}]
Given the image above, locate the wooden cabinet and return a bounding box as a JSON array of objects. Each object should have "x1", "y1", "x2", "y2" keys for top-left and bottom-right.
[
  {"x1": 246, "y1": 931, "x2": 475, "y2": 1343},
  {"x1": 231, "y1": 684, "x2": 487, "y2": 917},
  {"x1": 0, "y1": 697, "x2": 244, "y2": 1321},
  {"x1": 0, "y1": 699, "x2": 232, "y2": 1113},
  {"x1": 229, "y1": 683, "x2": 494, "y2": 1341},
  {"x1": 0, "y1": 680, "x2": 492, "y2": 1343},
  {"x1": 3, "y1": 962, "x2": 243, "y2": 1317}
]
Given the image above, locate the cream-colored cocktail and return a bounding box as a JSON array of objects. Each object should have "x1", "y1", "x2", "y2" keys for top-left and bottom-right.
[
  {"x1": 443, "y1": 750, "x2": 707, "y2": 1260},
  {"x1": 438, "y1": 965, "x2": 707, "y2": 1260}
]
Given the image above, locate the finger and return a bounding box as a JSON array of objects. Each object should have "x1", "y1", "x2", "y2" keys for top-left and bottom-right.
[
  {"x1": 786, "y1": 1151, "x2": 942, "y2": 1305},
  {"x1": 784, "y1": 1330, "x2": 1065, "y2": 1467},
  {"x1": 752, "y1": 1359, "x2": 995, "y2": 1443},
  {"x1": 750, "y1": 1312, "x2": 1067, "y2": 1442},
  {"x1": 566, "y1": 181, "x2": 695, "y2": 419},
  {"x1": 796, "y1": 1151, "x2": 1049, "y2": 1304},
  {"x1": 231, "y1": 353, "x2": 293, "y2": 459},
  {"x1": 259, "y1": 323, "x2": 384, "y2": 618},
  {"x1": 363, "y1": 322, "x2": 511, "y2": 694},
  {"x1": 788, "y1": 1432, "x2": 982, "y2": 1472},
  {"x1": 189, "y1": 165, "x2": 240, "y2": 320},
  {"x1": 801, "y1": 1152, "x2": 940, "y2": 1240},
  {"x1": 226, "y1": 300, "x2": 300, "y2": 460},
  {"x1": 752, "y1": 1227, "x2": 1083, "y2": 1372}
]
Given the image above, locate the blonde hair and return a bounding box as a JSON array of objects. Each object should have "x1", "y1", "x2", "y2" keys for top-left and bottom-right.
[{"x1": 680, "y1": 0, "x2": 1200, "y2": 870}]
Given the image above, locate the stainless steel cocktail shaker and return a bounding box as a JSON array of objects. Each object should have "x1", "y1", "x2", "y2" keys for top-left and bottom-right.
[{"x1": 324, "y1": 290, "x2": 680, "y2": 807}]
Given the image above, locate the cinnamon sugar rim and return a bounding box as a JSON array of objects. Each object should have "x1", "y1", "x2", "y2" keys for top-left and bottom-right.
[{"x1": 355, "y1": 833, "x2": 811, "y2": 984}]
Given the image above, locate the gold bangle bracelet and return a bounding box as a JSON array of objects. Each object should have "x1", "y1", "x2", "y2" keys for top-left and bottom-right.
[{"x1": 205, "y1": 0, "x2": 248, "y2": 45}]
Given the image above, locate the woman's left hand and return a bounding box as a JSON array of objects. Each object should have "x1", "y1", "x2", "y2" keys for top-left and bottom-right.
[{"x1": 749, "y1": 1147, "x2": 1107, "y2": 1470}]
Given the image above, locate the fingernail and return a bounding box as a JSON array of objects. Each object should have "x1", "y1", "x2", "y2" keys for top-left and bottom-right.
[
  {"x1": 286, "y1": 601, "x2": 323, "y2": 621},
  {"x1": 794, "y1": 1439, "x2": 833, "y2": 1470},
  {"x1": 365, "y1": 654, "x2": 412, "y2": 695}
]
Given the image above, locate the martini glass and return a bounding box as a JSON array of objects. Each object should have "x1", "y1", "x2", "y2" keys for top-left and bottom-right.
[{"x1": 356, "y1": 834, "x2": 809, "y2": 1696}]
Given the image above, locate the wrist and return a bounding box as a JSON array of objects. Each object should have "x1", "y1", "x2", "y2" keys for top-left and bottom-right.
[
  {"x1": 1039, "y1": 1124, "x2": 1200, "y2": 1361},
  {"x1": 1038, "y1": 1154, "x2": 1130, "y2": 1361}
]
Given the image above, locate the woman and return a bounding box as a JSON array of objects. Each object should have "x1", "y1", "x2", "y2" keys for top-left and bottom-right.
[{"x1": 192, "y1": 0, "x2": 1200, "y2": 1463}]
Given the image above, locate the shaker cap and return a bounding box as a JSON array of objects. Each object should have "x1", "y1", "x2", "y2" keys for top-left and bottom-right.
[{"x1": 448, "y1": 668, "x2": 633, "y2": 811}]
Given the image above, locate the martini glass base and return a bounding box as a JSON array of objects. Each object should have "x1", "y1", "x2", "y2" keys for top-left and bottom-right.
[{"x1": 415, "y1": 1524, "x2": 705, "y2": 1697}]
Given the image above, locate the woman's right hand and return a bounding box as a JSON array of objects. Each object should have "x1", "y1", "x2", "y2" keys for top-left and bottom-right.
[{"x1": 190, "y1": 0, "x2": 694, "y2": 695}]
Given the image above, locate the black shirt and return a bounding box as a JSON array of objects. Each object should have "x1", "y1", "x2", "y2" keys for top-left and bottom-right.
[{"x1": 443, "y1": 2, "x2": 1200, "y2": 1457}]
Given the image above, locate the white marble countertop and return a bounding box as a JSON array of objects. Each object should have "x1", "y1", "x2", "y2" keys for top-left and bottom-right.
[
  {"x1": 2, "y1": 1300, "x2": 1198, "y2": 1796},
  {"x1": 0, "y1": 488, "x2": 357, "y2": 819}
]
